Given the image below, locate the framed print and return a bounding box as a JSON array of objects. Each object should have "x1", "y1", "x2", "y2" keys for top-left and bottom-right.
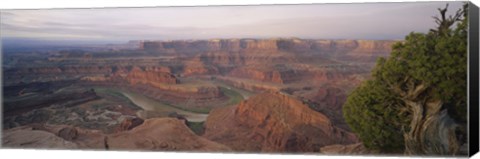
[{"x1": 1, "y1": 1, "x2": 479, "y2": 157}]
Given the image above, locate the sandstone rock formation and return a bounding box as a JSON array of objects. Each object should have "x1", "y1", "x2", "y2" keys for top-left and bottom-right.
[
  {"x1": 3, "y1": 118, "x2": 232, "y2": 152},
  {"x1": 203, "y1": 91, "x2": 358, "y2": 152},
  {"x1": 117, "y1": 117, "x2": 145, "y2": 132},
  {"x1": 57, "y1": 127, "x2": 79, "y2": 141},
  {"x1": 2, "y1": 126, "x2": 78, "y2": 149},
  {"x1": 310, "y1": 86, "x2": 347, "y2": 115},
  {"x1": 229, "y1": 67, "x2": 284, "y2": 84},
  {"x1": 125, "y1": 66, "x2": 178, "y2": 85},
  {"x1": 3, "y1": 37, "x2": 397, "y2": 154},
  {"x1": 107, "y1": 118, "x2": 231, "y2": 151},
  {"x1": 4, "y1": 123, "x2": 117, "y2": 150}
]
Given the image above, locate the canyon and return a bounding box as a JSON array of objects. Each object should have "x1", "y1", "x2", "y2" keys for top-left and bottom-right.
[{"x1": 2, "y1": 38, "x2": 396, "y2": 154}]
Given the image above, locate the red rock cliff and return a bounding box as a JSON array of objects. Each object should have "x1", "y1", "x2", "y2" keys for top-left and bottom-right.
[
  {"x1": 125, "y1": 66, "x2": 178, "y2": 85},
  {"x1": 203, "y1": 92, "x2": 358, "y2": 152}
]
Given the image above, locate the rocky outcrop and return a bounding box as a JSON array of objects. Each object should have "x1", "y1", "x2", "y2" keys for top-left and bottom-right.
[
  {"x1": 3, "y1": 118, "x2": 231, "y2": 151},
  {"x1": 2, "y1": 126, "x2": 79, "y2": 149},
  {"x1": 203, "y1": 92, "x2": 357, "y2": 152},
  {"x1": 3, "y1": 123, "x2": 109, "y2": 149},
  {"x1": 117, "y1": 117, "x2": 145, "y2": 132},
  {"x1": 57, "y1": 127, "x2": 79, "y2": 141},
  {"x1": 107, "y1": 118, "x2": 231, "y2": 151}
]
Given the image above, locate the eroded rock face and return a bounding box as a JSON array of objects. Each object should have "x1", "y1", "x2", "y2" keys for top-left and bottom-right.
[
  {"x1": 125, "y1": 66, "x2": 178, "y2": 85},
  {"x1": 117, "y1": 117, "x2": 145, "y2": 132},
  {"x1": 229, "y1": 67, "x2": 284, "y2": 84},
  {"x1": 312, "y1": 86, "x2": 347, "y2": 112},
  {"x1": 3, "y1": 118, "x2": 231, "y2": 152},
  {"x1": 57, "y1": 127, "x2": 79, "y2": 141},
  {"x1": 107, "y1": 118, "x2": 231, "y2": 152},
  {"x1": 203, "y1": 92, "x2": 358, "y2": 152},
  {"x1": 303, "y1": 86, "x2": 351, "y2": 130},
  {"x1": 3, "y1": 124, "x2": 110, "y2": 149},
  {"x1": 2, "y1": 126, "x2": 79, "y2": 149},
  {"x1": 182, "y1": 56, "x2": 219, "y2": 76}
]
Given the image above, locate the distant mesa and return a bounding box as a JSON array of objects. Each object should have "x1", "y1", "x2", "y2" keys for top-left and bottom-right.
[{"x1": 140, "y1": 38, "x2": 396, "y2": 58}]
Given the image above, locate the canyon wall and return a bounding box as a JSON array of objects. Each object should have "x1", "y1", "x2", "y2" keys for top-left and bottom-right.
[
  {"x1": 122, "y1": 66, "x2": 178, "y2": 85},
  {"x1": 141, "y1": 39, "x2": 280, "y2": 53},
  {"x1": 141, "y1": 38, "x2": 397, "y2": 57}
]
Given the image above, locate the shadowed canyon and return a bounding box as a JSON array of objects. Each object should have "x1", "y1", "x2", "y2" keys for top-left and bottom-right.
[{"x1": 2, "y1": 38, "x2": 396, "y2": 153}]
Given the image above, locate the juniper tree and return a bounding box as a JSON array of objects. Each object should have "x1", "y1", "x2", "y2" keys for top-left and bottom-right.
[{"x1": 343, "y1": 3, "x2": 467, "y2": 155}]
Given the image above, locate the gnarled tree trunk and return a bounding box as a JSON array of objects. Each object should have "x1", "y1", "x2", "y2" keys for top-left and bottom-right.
[
  {"x1": 391, "y1": 81, "x2": 461, "y2": 155},
  {"x1": 403, "y1": 99, "x2": 460, "y2": 155}
]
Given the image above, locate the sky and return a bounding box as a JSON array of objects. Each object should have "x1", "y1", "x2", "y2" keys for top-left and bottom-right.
[{"x1": 0, "y1": 1, "x2": 465, "y2": 43}]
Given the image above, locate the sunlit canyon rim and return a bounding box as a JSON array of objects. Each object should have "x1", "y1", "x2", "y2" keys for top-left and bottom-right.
[{"x1": 1, "y1": 38, "x2": 397, "y2": 153}]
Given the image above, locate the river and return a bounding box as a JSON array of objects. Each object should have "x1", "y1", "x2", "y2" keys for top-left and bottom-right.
[{"x1": 119, "y1": 91, "x2": 209, "y2": 122}]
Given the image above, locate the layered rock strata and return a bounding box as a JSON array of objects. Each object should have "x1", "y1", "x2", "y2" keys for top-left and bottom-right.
[
  {"x1": 203, "y1": 92, "x2": 358, "y2": 152},
  {"x1": 141, "y1": 38, "x2": 396, "y2": 62}
]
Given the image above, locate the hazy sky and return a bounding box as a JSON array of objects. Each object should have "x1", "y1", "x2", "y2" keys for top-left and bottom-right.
[{"x1": 0, "y1": 2, "x2": 464, "y2": 42}]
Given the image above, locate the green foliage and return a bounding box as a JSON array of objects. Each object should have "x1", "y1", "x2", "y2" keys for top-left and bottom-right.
[
  {"x1": 343, "y1": 3, "x2": 468, "y2": 152},
  {"x1": 343, "y1": 80, "x2": 409, "y2": 152}
]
